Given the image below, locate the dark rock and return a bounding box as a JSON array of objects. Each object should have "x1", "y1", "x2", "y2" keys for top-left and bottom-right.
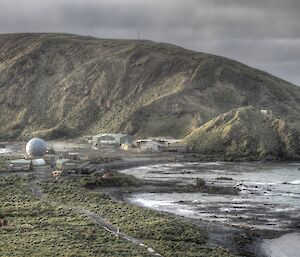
[{"x1": 216, "y1": 177, "x2": 234, "y2": 181}]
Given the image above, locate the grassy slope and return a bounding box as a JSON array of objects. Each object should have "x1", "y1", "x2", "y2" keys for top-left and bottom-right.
[
  {"x1": 184, "y1": 107, "x2": 300, "y2": 159},
  {"x1": 0, "y1": 176, "x2": 154, "y2": 257},
  {"x1": 0, "y1": 33, "x2": 300, "y2": 140},
  {"x1": 0, "y1": 175, "x2": 236, "y2": 257}
]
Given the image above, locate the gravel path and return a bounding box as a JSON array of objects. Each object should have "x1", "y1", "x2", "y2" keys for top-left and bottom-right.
[{"x1": 27, "y1": 173, "x2": 163, "y2": 257}]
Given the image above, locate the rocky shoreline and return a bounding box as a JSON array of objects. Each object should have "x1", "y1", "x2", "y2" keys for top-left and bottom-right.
[
  {"x1": 90, "y1": 159, "x2": 299, "y2": 257},
  {"x1": 91, "y1": 186, "x2": 271, "y2": 257},
  {"x1": 1, "y1": 143, "x2": 298, "y2": 257}
]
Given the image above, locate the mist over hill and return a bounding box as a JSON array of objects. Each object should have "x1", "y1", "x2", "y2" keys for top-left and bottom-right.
[{"x1": 0, "y1": 33, "x2": 299, "y2": 140}]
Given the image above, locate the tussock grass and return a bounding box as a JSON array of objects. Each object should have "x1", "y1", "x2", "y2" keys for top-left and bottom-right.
[
  {"x1": 0, "y1": 175, "x2": 238, "y2": 256},
  {"x1": 0, "y1": 176, "x2": 153, "y2": 257},
  {"x1": 41, "y1": 178, "x2": 237, "y2": 257},
  {"x1": 185, "y1": 107, "x2": 300, "y2": 160},
  {"x1": 0, "y1": 33, "x2": 300, "y2": 140}
]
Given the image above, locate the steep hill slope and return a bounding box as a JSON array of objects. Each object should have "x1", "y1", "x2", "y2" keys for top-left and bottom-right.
[
  {"x1": 0, "y1": 33, "x2": 299, "y2": 140},
  {"x1": 184, "y1": 107, "x2": 300, "y2": 160}
]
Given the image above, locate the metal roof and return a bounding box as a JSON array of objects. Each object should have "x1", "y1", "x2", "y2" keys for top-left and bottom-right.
[
  {"x1": 93, "y1": 133, "x2": 129, "y2": 139},
  {"x1": 10, "y1": 159, "x2": 32, "y2": 164}
]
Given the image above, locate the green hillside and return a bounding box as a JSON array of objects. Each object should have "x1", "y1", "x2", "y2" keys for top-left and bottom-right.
[
  {"x1": 0, "y1": 33, "x2": 299, "y2": 140},
  {"x1": 185, "y1": 107, "x2": 300, "y2": 160}
]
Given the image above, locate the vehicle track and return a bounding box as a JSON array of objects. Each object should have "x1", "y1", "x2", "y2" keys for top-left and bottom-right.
[{"x1": 28, "y1": 174, "x2": 163, "y2": 257}]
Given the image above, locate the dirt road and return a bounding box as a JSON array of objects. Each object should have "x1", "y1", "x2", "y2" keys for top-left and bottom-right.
[{"x1": 27, "y1": 171, "x2": 163, "y2": 257}]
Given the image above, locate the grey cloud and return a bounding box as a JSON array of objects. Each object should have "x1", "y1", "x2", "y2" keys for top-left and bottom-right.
[{"x1": 0, "y1": 0, "x2": 299, "y2": 85}]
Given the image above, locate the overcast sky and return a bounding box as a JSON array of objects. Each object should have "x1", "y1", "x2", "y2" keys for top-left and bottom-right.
[{"x1": 1, "y1": 0, "x2": 299, "y2": 86}]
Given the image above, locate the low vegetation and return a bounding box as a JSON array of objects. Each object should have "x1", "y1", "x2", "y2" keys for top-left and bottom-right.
[
  {"x1": 185, "y1": 107, "x2": 300, "y2": 160},
  {"x1": 87, "y1": 155, "x2": 121, "y2": 164},
  {"x1": 83, "y1": 171, "x2": 141, "y2": 187},
  {"x1": 0, "y1": 174, "x2": 237, "y2": 257},
  {"x1": 1, "y1": 33, "x2": 300, "y2": 140},
  {"x1": 42, "y1": 179, "x2": 204, "y2": 242},
  {"x1": 0, "y1": 155, "x2": 24, "y2": 172},
  {"x1": 0, "y1": 176, "x2": 153, "y2": 257},
  {"x1": 41, "y1": 177, "x2": 236, "y2": 257}
]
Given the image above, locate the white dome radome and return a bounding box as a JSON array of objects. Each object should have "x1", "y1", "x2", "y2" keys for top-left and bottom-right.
[{"x1": 26, "y1": 138, "x2": 47, "y2": 157}]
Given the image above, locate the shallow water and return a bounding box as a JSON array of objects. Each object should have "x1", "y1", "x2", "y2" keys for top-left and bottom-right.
[
  {"x1": 262, "y1": 232, "x2": 300, "y2": 257},
  {"x1": 121, "y1": 162, "x2": 300, "y2": 231}
]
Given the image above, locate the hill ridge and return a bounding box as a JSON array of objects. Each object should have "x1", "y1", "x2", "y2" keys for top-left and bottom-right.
[
  {"x1": 0, "y1": 33, "x2": 299, "y2": 140},
  {"x1": 184, "y1": 106, "x2": 300, "y2": 160}
]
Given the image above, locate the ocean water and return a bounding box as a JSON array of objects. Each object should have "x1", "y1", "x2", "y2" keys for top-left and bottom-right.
[
  {"x1": 262, "y1": 232, "x2": 300, "y2": 257},
  {"x1": 121, "y1": 162, "x2": 300, "y2": 231}
]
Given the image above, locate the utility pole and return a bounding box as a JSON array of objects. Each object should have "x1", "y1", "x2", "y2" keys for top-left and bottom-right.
[{"x1": 138, "y1": 32, "x2": 140, "y2": 40}]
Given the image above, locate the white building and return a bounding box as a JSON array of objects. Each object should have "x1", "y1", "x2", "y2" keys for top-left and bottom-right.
[
  {"x1": 92, "y1": 133, "x2": 133, "y2": 148},
  {"x1": 10, "y1": 159, "x2": 32, "y2": 171},
  {"x1": 140, "y1": 141, "x2": 164, "y2": 152}
]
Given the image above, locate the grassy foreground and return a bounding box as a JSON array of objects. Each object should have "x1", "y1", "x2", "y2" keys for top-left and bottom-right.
[{"x1": 0, "y1": 175, "x2": 237, "y2": 257}]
